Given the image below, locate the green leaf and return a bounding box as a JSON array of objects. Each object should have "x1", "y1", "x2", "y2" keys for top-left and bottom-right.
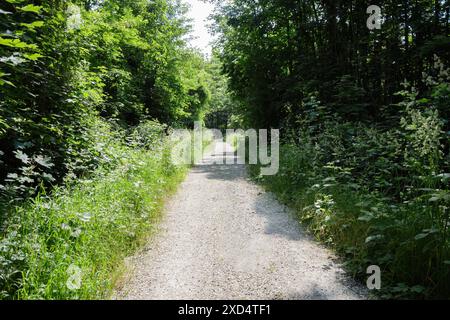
[
  {"x1": 365, "y1": 234, "x2": 384, "y2": 243},
  {"x1": 0, "y1": 37, "x2": 36, "y2": 49},
  {"x1": 6, "y1": 173, "x2": 18, "y2": 180},
  {"x1": 358, "y1": 210, "x2": 374, "y2": 222},
  {"x1": 20, "y1": 21, "x2": 45, "y2": 30},
  {"x1": 436, "y1": 173, "x2": 450, "y2": 180},
  {"x1": 23, "y1": 53, "x2": 43, "y2": 61},
  {"x1": 0, "y1": 78, "x2": 15, "y2": 87},
  {"x1": 410, "y1": 285, "x2": 425, "y2": 293},
  {"x1": 392, "y1": 283, "x2": 409, "y2": 293},
  {"x1": 20, "y1": 4, "x2": 42, "y2": 14},
  {"x1": 42, "y1": 173, "x2": 55, "y2": 182},
  {"x1": 417, "y1": 98, "x2": 430, "y2": 104},
  {"x1": 34, "y1": 155, "x2": 54, "y2": 168},
  {"x1": 14, "y1": 150, "x2": 29, "y2": 164},
  {"x1": 414, "y1": 233, "x2": 429, "y2": 240}
]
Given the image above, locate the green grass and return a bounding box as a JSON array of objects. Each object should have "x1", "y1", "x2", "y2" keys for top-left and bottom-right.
[
  {"x1": 0, "y1": 146, "x2": 188, "y2": 299},
  {"x1": 0, "y1": 123, "x2": 217, "y2": 300}
]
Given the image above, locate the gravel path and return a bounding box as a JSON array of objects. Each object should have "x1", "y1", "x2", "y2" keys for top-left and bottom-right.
[{"x1": 116, "y1": 142, "x2": 367, "y2": 300}]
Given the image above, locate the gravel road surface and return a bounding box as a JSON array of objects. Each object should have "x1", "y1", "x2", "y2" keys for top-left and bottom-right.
[{"x1": 116, "y1": 142, "x2": 367, "y2": 300}]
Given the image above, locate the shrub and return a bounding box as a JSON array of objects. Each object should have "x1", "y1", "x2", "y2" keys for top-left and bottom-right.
[
  {"x1": 0, "y1": 120, "x2": 187, "y2": 299},
  {"x1": 251, "y1": 67, "x2": 450, "y2": 298}
]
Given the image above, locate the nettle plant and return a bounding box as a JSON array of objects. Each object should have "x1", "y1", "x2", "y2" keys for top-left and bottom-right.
[
  {"x1": 0, "y1": 1, "x2": 44, "y2": 87},
  {"x1": 3, "y1": 150, "x2": 55, "y2": 199},
  {"x1": 301, "y1": 194, "x2": 336, "y2": 244}
]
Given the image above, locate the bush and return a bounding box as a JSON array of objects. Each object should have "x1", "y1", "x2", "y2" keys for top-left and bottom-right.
[
  {"x1": 0, "y1": 120, "x2": 188, "y2": 299},
  {"x1": 252, "y1": 72, "x2": 450, "y2": 298}
]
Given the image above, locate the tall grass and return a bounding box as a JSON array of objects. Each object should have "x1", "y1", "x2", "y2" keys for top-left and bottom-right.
[
  {"x1": 0, "y1": 118, "x2": 218, "y2": 300},
  {"x1": 0, "y1": 147, "x2": 187, "y2": 299},
  {"x1": 0, "y1": 118, "x2": 195, "y2": 299}
]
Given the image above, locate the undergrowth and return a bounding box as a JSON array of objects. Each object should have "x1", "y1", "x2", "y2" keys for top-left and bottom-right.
[
  {"x1": 0, "y1": 120, "x2": 190, "y2": 299},
  {"x1": 248, "y1": 64, "x2": 450, "y2": 299}
]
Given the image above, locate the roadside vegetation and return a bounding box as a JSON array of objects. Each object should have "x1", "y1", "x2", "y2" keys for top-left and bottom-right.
[
  {"x1": 2, "y1": 0, "x2": 449, "y2": 300},
  {"x1": 0, "y1": 1, "x2": 217, "y2": 299},
  {"x1": 1, "y1": 120, "x2": 189, "y2": 299},
  {"x1": 215, "y1": 0, "x2": 450, "y2": 299}
]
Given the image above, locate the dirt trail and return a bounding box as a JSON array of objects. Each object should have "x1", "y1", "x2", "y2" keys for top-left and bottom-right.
[{"x1": 116, "y1": 142, "x2": 367, "y2": 300}]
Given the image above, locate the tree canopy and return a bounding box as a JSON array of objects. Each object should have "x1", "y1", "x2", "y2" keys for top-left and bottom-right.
[{"x1": 0, "y1": 0, "x2": 217, "y2": 196}]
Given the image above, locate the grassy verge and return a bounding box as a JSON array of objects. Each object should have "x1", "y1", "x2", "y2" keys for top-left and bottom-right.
[
  {"x1": 249, "y1": 143, "x2": 450, "y2": 299},
  {"x1": 0, "y1": 126, "x2": 191, "y2": 300},
  {"x1": 0, "y1": 119, "x2": 217, "y2": 300}
]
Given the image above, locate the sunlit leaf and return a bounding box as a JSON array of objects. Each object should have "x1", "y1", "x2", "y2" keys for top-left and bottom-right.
[
  {"x1": 14, "y1": 150, "x2": 29, "y2": 164},
  {"x1": 34, "y1": 155, "x2": 54, "y2": 168},
  {"x1": 20, "y1": 4, "x2": 42, "y2": 14}
]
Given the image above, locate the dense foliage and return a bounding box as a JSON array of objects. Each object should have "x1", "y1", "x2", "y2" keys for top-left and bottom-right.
[
  {"x1": 0, "y1": 0, "x2": 210, "y2": 201},
  {"x1": 215, "y1": 0, "x2": 450, "y2": 298},
  {"x1": 214, "y1": 0, "x2": 449, "y2": 128},
  {"x1": 203, "y1": 53, "x2": 235, "y2": 130},
  {"x1": 1, "y1": 0, "x2": 449, "y2": 300},
  {"x1": 0, "y1": 119, "x2": 190, "y2": 299},
  {"x1": 0, "y1": 0, "x2": 219, "y2": 299}
]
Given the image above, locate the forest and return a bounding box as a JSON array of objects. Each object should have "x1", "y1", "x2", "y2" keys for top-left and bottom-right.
[
  {"x1": 1, "y1": 0, "x2": 449, "y2": 300},
  {"x1": 213, "y1": 0, "x2": 450, "y2": 298},
  {"x1": 0, "y1": 0, "x2": 225, "y2": 299}
]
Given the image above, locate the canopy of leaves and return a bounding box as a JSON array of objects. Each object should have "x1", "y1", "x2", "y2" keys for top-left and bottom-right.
[{"x1": 0, "y1": 0, "x2": 215, "y2": 198}]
